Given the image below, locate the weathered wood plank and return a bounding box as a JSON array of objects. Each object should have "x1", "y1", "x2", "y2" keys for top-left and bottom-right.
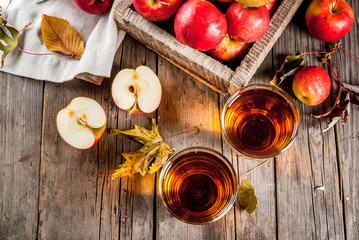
[
  {"x1": 38, "y1": 80, "x2": 108, "y2": 239},
  {"x1": 0, "y1": 73, "x2": 43, "y2": 240},
  {"x1": 155, "y1": 55, "x2": 235, "y2": 239},
  {"x1": 116, "y1": 35, "x2": 157, "y2": 240},
  {"x1": 273, "y1": 2, "x2": 345, "y2": 239},
  {"x1": 229, "y1": 50, "x2": 277, "y2": 240},
  {"x1": 334, "y1": 0, "x2": 359, "y2": 239}
]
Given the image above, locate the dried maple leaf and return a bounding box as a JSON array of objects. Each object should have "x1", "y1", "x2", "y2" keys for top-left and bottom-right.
[
  {"x1": 270, "y1": 53, "x2": 304, "y2": 86},
  {"x1": 238, "y1": 176, "x2": 257, "y2": 215},
  {"x1": 0, "y1": 18, "x2": 32, "y2": 68},
  {"x1": 110, "y1": 119, "x2": 174, "y2": 179},
  {"x1": 41, "y1": 14, "x2": 85, "y2": 58}
]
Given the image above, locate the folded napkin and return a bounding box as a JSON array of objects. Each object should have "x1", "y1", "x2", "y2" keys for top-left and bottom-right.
[{"x1": 0, "y1": 0, "x2": 125, "y2": 85}]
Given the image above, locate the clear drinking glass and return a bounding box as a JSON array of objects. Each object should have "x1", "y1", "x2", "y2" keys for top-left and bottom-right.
[
  {"x1": 159, "y1": 147, "x2": 238, "y2": 224},
  {"x1": 221, "y1": 83, "x2": 300, "y2": 159}
]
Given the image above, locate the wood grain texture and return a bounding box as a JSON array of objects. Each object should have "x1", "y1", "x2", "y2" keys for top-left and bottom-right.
[
  {"x1": 116, "y1": 35, "x2": 157, "y2": 240},
  {"x1": 1, "y1": 1, "x2": 359, "y2": 239},
  {"x1": 155, "y1": 55, "x2": 235, "y2": 240},
  {"x1": 0, "y1": 73, "x2": 43, "y2": 240},
  {"x1": 334, "y1": 1, "x2": 359, "y2": 239},
  {"x1": 272, "y1": 2, "x2": 345, "y2": 239},
  {"x1": 230, "y1": 52, "x2": 277, "y2": 240}
]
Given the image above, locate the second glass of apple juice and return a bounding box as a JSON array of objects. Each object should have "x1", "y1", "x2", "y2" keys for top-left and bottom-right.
[
  {"x1": 159, "y1": 147, "x2": 238, "y2": 224},
  {"x1": 221, "y1": 83, "x2": 300, "y2": 159}
]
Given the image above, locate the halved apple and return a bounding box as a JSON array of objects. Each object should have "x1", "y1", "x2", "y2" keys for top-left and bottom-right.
[
  {"x1": 56, "y1": 97, "x2": 107, "y2": 149},
  {"x1": 111, "y1": 66, "x2": 162, "y2": 114}
]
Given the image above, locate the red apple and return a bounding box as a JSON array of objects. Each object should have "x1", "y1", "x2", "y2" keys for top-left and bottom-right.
[
  {"x1": 112, "y1": 66, "x2": 162, "y2": 114},
  {"x1": 208, "y1": 34, "x2": 251, "y2": 63},
  {"x1": 306, "y1": 0, "x2": 354, "y2": 42},
  {"x1": 73, "y1": 0, "x2": 114, "y2": 14},
  {"x1": 292, "y1": 66, "x2": 332, "y2": 106},
  {"x1": 133, "y1": 0, "x2": 183, "y2": 22},
  {"x1": 226, "y1": 3, "x2": 270, "y2": 43},
  {"x1": 265, "y1": 0, "x2": 280, "y2": 16},
  {"x1": 57, "y1": 97, "x2": 107, "y2": 149},
  {"x1": 174, "y1": 0, "x2": 227, "y2": 51}
]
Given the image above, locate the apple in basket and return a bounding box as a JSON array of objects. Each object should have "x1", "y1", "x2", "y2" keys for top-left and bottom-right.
[
  {"x1": 305, "y1": 0, "x2": 354, "y2": 42},
  {"x1": 226, "y1": 2, "x2": 270, "y2": 43},
  {"x1": 208, "y1": 34, "x2": 251, "y2": 63},
  {"x1": 266, "y1": 0, "x2": 280, "y2": 16},
  {"x1": 174, "y1": 0, "x2": 227, "y2": 51},
  {"x1": 235, "y1": 0, "x2": 275, "y2": 7},
  {"x1": 133, "y1": 0, "x2": 184, "y2": 22},
  {"x1": 57, "y1": 97, "x2": 107, "y2": 149},
  {"x1": 74, "y1": 0, "x2": 114, "y2": 14},
  {"x1": 111, "y1": 66, "x2": 162, "y2": 114}
]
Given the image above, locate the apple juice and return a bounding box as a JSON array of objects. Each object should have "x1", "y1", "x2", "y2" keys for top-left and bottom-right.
[
  {"x1": 159, "y1": 147, "x2": 238, "y2": 224},
  {"x1": 222, "y1": 84, "x2": 300, "y2": 158}
]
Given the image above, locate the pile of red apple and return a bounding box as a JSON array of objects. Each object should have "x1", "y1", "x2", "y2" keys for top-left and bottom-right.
[{"x1": 133, "y1": 0, "x2": 280, "y2": 63}]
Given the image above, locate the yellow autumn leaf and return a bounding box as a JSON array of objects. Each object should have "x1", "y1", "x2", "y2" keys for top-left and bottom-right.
[{"x1": 41, "y1": 14, "x2": 85, "y2": 59}]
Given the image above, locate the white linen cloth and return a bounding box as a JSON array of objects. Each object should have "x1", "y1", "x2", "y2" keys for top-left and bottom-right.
[{"x1": 0, "y1": 0, "x2": 125, "y2": 85}]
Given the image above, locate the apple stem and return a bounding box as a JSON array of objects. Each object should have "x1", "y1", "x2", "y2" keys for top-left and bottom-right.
[
  {"x1": 163, "y1": 126, "x2": 199, "y2": 142},
  {"x1": 16, "y1": 45, "x2": 53, "y2": 56},
  {"x1": 301, "y1": 51, "x2": 327, "y2": 55},
  {"x1": 339, "y1": 46, "x2": 359, "y2": 62},
  {"x1": 332, "y1": 0, "x2": 340, "y2": 12},
  {"x1": 328, "y1": 59, "x2": 342, "y2": 85},
  {"x1": 242, "y1": 159, "x2": 271, "y2": 178},
  {"x1": 158, "y1": 1, "x2": 170, "y2": 6}
]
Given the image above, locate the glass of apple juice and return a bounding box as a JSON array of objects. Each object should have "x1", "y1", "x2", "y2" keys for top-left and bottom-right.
[
  {"x1": 159, "y1": 147, "x2": 238, "y2": 224},
  {"x1": 221, "y1": 83, "x2": 300, "y2": 159}
]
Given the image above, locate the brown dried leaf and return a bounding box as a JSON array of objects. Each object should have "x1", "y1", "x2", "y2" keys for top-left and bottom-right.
[
  {"x1": 270, "y1": 53, "x2": 304, "y2": 86},
  {"x1": 41, "y1": 14, "x2": 85, "y2": 58},
  {"x1": 110, "y1": 119, "x2": 174, "y2": 179},
  {"x1": 313, "y1": 83, "x2": 357, "y2": 132}
]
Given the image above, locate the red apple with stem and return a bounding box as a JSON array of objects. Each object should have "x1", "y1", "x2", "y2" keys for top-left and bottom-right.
[
  {"x1": 73, "y1": 0, "x2": 114, "y2": 14},
  {"x1": 226, "y1": 2, "x2": 270, "y2": 43},
  {"x1": 306, "y1": 0, "x2": 354, "y2": 42},
  {"x1": 292, "y1": 66, "x2": 332, "y2": 106},
  {"x1": 208, "y1": 34, "x2": 251, "y2": 63},
  {"x1": 133, "y1": 0, "x2": 183, "y2": 22},
  {"x1": 174, "y1": 0, "x2": 227, "y2": 51}
]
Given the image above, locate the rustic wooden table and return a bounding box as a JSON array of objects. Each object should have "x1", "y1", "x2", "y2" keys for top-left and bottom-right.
[{"x1": 1, "y1": 1, "x2": 358, "y2": 239}]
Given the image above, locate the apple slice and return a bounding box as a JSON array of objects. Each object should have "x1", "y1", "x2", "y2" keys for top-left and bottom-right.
[
  {"x1": 111, "y1": 66, "x2": 162, "y2": 114},
  {"x1": 56, "y1": 97, "x2": 107, "y2": 149}
]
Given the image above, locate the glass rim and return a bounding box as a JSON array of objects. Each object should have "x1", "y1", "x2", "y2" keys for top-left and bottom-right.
[
  {"x1": 221, "y1": 83, "x2": 300, "y2": 159},
  {"x1": 158, "y1": 146, "x2": 238, "y2": 225}
]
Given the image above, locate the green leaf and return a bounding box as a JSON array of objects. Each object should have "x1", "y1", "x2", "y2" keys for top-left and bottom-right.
[
  {"x1": 238, "y1": 176, "x2": 258, "y2": 215},
  {"x1": 110, "y1": 119, "x2": 174, "y2": 179},
  {"x1": 271, "y1": 53, "x2": 304, "y2": 86},
  {"x1": 0, "y1": 18, "x2": 32, "y2": 68}
]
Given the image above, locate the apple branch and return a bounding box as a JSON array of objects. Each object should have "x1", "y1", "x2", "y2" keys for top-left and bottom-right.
[
  {"x1": 163, "y1": 126, "x2": 199, "y2": 142},
  {"x1": 16, "y1": 45, "x2": 53, "y2": 56}
]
